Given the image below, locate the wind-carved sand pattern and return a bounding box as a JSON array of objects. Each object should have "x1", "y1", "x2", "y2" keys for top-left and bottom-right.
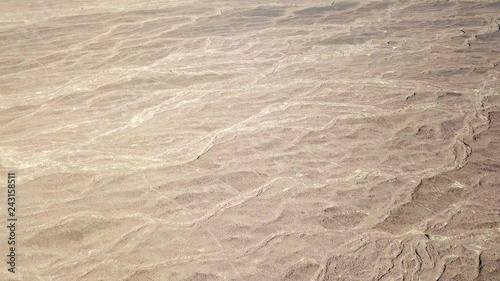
[{"x1": 0, "y1": 0, "x2": 499, "y2": 280}]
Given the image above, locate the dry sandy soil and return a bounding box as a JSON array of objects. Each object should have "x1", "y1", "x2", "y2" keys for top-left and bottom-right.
[{"x1": 1, "y1": 0, "x2": 500, "y2": 280}]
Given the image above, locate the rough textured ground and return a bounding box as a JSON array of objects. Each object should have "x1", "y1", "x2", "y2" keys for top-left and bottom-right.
[{"x1": 1, "y1": 0, "x2": 500, "y2": 280}]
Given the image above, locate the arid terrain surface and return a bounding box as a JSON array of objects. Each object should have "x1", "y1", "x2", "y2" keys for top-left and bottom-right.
[{"x1": 1, "y1": 0, "x2": 499, "y2": 280}]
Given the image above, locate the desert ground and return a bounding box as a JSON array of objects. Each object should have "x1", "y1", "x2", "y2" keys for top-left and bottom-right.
[{"x1": 1, "y1": 0, "x2": 499, "y2": 280}]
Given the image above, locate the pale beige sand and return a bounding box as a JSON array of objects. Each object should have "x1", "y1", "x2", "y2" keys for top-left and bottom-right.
[{"x1": 0, "y1": 0, "x2": 499, "y2": 280}]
